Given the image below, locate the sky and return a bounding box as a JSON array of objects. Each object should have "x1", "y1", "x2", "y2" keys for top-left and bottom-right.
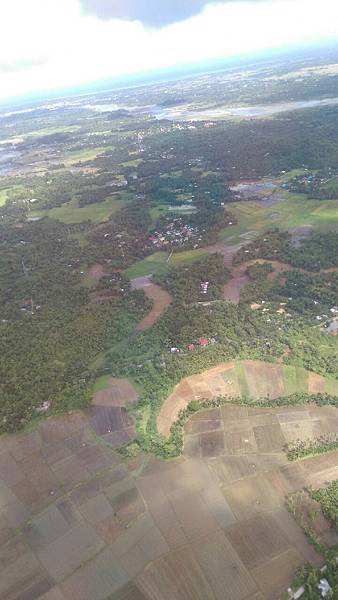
[{"x1": 1, "y1": 0, "x2": 338, "y2": 101}]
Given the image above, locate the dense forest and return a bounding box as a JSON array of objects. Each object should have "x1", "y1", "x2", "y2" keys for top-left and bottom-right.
[
  {"x1": 155, "y1": 254, "x2": 230, "y2": 304},
  {"x1": 143, "y1": 107, "x2": 338, "y2": 180},
  {"x1": 234, "y1": 229, "x2": 338, "y2": 271},
  {"x1": 0, "y1": 217, "x2": 150, "y2": 431},
  {"x1": 108, "y1": 252, "x2": 338, "y2": 457}
]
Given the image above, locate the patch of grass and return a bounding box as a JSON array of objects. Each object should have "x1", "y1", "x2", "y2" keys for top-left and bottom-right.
[
  {"x1": 0, "y1": 189, "x2": 8, "y2": 206},
  {"x1": 93, "y1": 374, "x2": 111, "y2": 392},
  {"x1": 124, "y1": 252, "x2": 170, "y2": 279},
  {"x1": 218, "y1": 193, "x2": 338, "y2": 244},
  {"x1": 125, "y1": 248, "x2": 210, "y2": 279},
  {"x1": 22, "y1": 416, "x2": 43, "y2": 433},
  {"x1": 283, "y1": 365, "x2": 309, "y2": 395},
  {"x1": 235, "y1": 363, "x2": 250, "y2": 396},
  {"x1": 171, "y1": 248, "x2": 209, "y2": 265},
  {"x1": 89, "y1": 352, "x2": 107, "y2": 371},
  {"x1": 25, "y1": 125, "x2": 81, "y2": 138},
  {"x1": 149, "y1": 204, "x2": 170, "y2": 223},
  {"x1": 120, "y1": 158, "x2": 142, "y2": 167},
  {"x1": 325, "y1": 377, "x2": 338, "y2": 395},
  {"x1": 46, "y1": 194, "x2": 128, "y2": 224},
  {"x1": 0, "y1": 184, "x2": 26, "y2": 207},
  {"x1": 64, "y1": 146, "x2": 107, "y2": 165}
]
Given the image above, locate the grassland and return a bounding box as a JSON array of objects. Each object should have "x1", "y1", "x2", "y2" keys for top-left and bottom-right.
[
  {"x1": 219, "y1": 193, "x2": 338, "y2": 244},
  {"x1": 0, "y1": 189, "x2": 8, "y2": 206},
  {"x1": 128, "y1": 184, "x2": 338, "y2": 276},
  {"x1": 24, "y1": 125, "x2": 81, "y2": 138},
  {"x1": 92, "y1": 374, "x2": 111, "y2": 392},
  {"x1": 124, "y1": 247, "x2": 209, "y2": 279},
  {"x1": 64, "y1": 146, "x2": 107, "y2": 165},
  {"x1": 157, "y1": 360, "x2": 338, "y2": 437},
  {"x1": 0, "y1": 184, "x2": 26, "y2": 206},
  {"x1": 33, "y1": 193, "x2": 129, "y2": 225}
]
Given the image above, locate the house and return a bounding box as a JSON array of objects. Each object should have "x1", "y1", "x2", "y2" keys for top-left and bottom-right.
[
  {"x1": 21, "y1": 298, "x2": 32, "y2": 309},
  {"x1": 188, "y1": 344, "x2": 195, "y2": 351},
  {"x1": 199, "y1": 337, "x2": 209, "y2": 347},
  {"x1": 326, "y1": 318, "x2": 338, "y2": 336}
]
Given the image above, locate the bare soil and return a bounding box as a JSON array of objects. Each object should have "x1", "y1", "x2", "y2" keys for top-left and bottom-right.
[
  {"x1": 88, "y1": 263, "x2": 106, "y2": 281},
  {"x1": 92, "y1": 378, "x2": 138, "y2": 408},
  {"x1": 135, "y1": 284, "x2": 172, "y2": 332},
  {"x1": 1, "y1": 402, "x2": 337, "y2": 599}
]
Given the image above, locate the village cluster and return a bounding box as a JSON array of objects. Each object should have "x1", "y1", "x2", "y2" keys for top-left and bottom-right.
[{"x1": 148, "y1": 218, "x2": 204, "y2": 249}]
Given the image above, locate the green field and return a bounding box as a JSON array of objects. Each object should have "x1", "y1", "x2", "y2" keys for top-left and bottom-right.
[
  {"x1": 24, "y1": 125, "x2": 81, "y2": 138},
  {"x1": 124, "y1": 252, "x2": 170, "y2": 278},
  {"x1": 0, "y1": 184, "x2": 27, "y2": 207},
  {"x1": 92, "y1": 374, "x2": 111, "y2": 393},
  {"x1": 219, "y1": 193, "x2": 338, "y2": 244},
  {"x1": 124, "y1": 247, "x2": 209, "y2": 279},
  {"x1": 120, "y1": 158, "x2": 143, "y2": 167},
  {"x1": 32, "y1": 194, "x2": 129, "y2": 224},
  {"x1": 0, "y1": 189, "x2": 8, "y2": 206},
  {"x1": 282, "y1": 365, "x2": 309, "y2": 395},
  {"x1": 64, "y1": 146, "x2": 108, "y2": 165}
]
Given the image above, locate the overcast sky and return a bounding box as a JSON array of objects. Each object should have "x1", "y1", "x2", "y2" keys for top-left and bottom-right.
[{"x1": 1, "y1": 0, "x2": 338, "y2": 101}]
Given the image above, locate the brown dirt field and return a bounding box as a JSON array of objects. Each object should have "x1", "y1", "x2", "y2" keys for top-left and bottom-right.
[
  {"x1": 281, "y1": 419, "x2": 327, "y2": 444},
  {"x1": 223, "y1": 255, "x2": 338, "y2": 307},
  {"x1": 224, "y1": 427, "x2": 258, "y2": 455},
  {"x1": 251, "y1": 549, "x2": 304, "y2": 600},
  {"x1": 201, "y1": 431, "x2": 226, "y2": 458},
  {"x1": 1, "y1": 402, "x2": 337, "y2": 599},
  {"x1": 242, "y1": 360, "x2": 286, "y2": 399},
  {"x1": 88, "y1": 263, "x2": 106, "y2": 281},
  {"x1": 92, "y1": 378, "x2": 138, "y2": 408},
  {"x1": 190, "y1": 408, "x2": 221, "y2": 421},
  {"x1": 287, "y1": 490, "x2": 338, "y2": 548},
  {"x1": 206, "y1": 242, "x2": 243, "y2": 267},
  {"x1": 185, "y1": 419, "x2": 223, "y2": 435},
  {"x1": 223, "y1": 473, "x2": 283, "y2": 521},
  {"x1": 191, "y1": 530, "x2": 258, "y2": 600},
  {"x1": 225, "y1": 514, "x2": 290, "y2": 570},
  {"x1": 136, "y1": 545, "x2": 216, "y2": 600},
  {"x1": 223, "y1": 273, "x2": 250, "y2": 303},
  {"x1": 308, "y1": 371, "x2": 326, "y2": 393},
  {"x1": 266, "y1": 464, "x2": 308, "y2": 496},
  {"x1": 253, "y1": 423, "x2": 286, "y2": 453},
  {"x1": 157, "y1": 360, "x2": 334, "y2": 437},
  {"x1": 135, "y1": 284, "x2": 172, "y2": 332},
  {"x1": 222, "y1": 259, "x2": 294, "y2": 304}
]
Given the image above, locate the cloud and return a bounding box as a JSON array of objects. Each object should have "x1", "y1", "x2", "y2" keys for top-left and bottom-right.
[
  {"x1": 1, "y1": 0, "x2": 338, "y2": 101},
  {"x1": 0, "y1": 58, "x2": 49, "y2": 75},
  {"x1": 81, "y1": 0, "x2": 215, "y2": 27},
  {"x1": 80, "y1": 0, "x2": 277, "y2": 27}
]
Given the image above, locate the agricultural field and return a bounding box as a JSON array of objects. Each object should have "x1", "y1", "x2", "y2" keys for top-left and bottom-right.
[
  {"x1": 219, "y1": 193, "x2": 338, "y2": 245},
  {"x1": 46, "y1": 194, "x2": 129, "y2": 224},
  {"x1": 0, "y1": 188, "x2": 8, "y2": 206},
  {"x1": 63, "y1": 146, "x2": 108, "y2": 166},
  {"x1": 133, "y1": 282, "x2": 172, "y2": 332},
  {"x1": 157, "y1": 360, "x2": 338, "y2": 436},
  {"x1": 0, "y1": 379, "x2": 337, "y2": 599},
  {"x1": 124, "y1": 248, "x2": 209, "y2": 279},
  {"x1": 1, "y1": 46, "x2": 338, "y2": 600}
]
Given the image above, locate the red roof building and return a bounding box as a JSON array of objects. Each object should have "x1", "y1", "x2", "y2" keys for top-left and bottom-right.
[
  {"x1": 187, "y1": 344, "x2": 195, "y2": 351},
  {"x1": 199, "y1": 337, "x2": 209, "y2": 347}
]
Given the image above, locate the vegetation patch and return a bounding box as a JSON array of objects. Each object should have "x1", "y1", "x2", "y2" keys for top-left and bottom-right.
[
  {"x1": 48, "y1": 194, "x2": 128, "y2": 224},
  {"x1": 121, "y1": 385, "x2": 338, "y2": 459},
  {"x1": 287, "y1": 434, "x2": 338, "y2": 461}
]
